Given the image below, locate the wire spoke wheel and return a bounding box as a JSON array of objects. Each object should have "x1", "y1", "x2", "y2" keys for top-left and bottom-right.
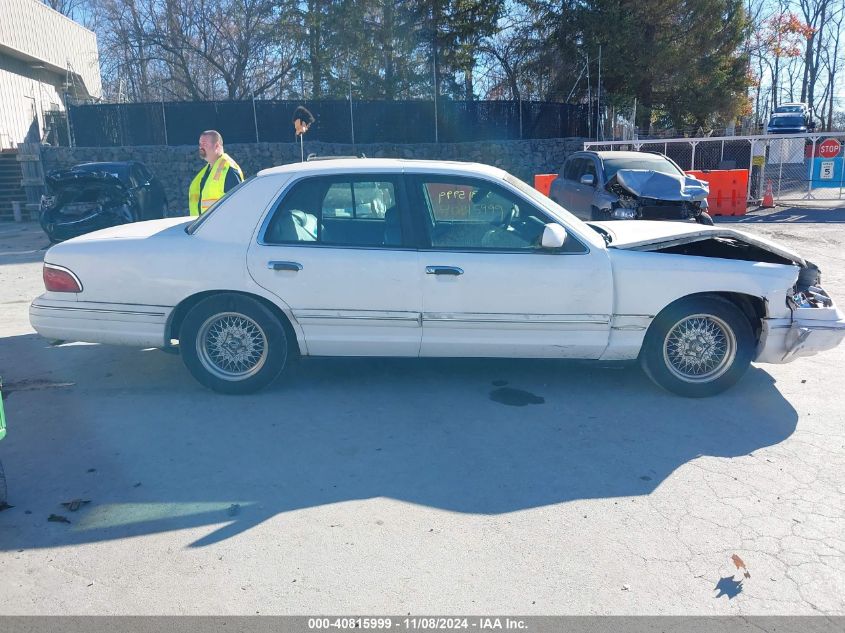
[
  {"x1": 197, "y1": 311, "x2": 268, "y2": 381},
  {"x1": 663, "y1": 313, "x2": 737, "y2": 383}
]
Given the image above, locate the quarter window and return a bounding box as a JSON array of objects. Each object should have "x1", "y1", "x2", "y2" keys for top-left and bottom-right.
[{"x1": 264, "y1": 176, "x2": 404, "y2": 247}]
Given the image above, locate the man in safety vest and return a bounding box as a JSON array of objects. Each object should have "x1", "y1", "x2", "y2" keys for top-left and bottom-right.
[{"x1": 188, "y1": 130, "x2": 244, "y2": 216}]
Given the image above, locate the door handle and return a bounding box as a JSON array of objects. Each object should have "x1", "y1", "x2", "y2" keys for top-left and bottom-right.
[
  {"x1": 268, "y1": 260, "x2": 303, "y2": 272},
  {"x1": 425, "y1": 266, "x2": 463, "y2": 276}
]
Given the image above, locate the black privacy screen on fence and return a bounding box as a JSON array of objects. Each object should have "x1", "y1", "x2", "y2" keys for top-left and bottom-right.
[{"x1": 65, "y1": 100, "x2": 593, "y2": 147}]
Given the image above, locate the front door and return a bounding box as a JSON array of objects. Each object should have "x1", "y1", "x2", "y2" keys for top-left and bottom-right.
[
  {"x1": 407, "y1": 174, "x2": 613, "y2": 358},
  {"x1": 247, "y1": 173, "x2": 422, "y2": 356},
  {"x1": 567, "y1": 157, "x2": 599, "y2": 219}
]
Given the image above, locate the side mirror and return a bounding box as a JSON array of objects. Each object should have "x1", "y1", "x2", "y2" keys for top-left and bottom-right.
[
  {"x1": 580, "y1": 174, "x2": 596, "y2": 186},
  {"x1": 541, "y1": 223, "x2": 567, "y2": 249}
]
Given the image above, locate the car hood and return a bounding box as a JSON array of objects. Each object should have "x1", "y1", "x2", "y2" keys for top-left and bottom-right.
[
  {"x1": 614, "y1": 169, "x2": 709, "y2": 202},
  {"x1": 591, "y1": 220, "x2": 807, "y2": 267}
]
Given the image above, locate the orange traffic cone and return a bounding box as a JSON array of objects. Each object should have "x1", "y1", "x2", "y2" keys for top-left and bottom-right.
[{"x1": 761, "y1": 181, "x2": 775, "y2": 208}]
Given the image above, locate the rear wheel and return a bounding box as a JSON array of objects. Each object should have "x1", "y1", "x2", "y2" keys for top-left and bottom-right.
[
  {"x1": 179, "y1": 294, "x2": 288, "y2": 394},
  {"x1": 640, "y1": 296, "x2": 754, "y2": 397},
  {"x1": 696, "y1": 211, "x2": 715, "y2": 225}
]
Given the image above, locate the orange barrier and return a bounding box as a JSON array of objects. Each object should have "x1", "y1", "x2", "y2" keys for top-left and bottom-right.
[
  {"x1": 534, "y1": 173, "x2": 557, "y2": 197},
  {"x1": 686, "y1": 169, "x2": 749, "y2": 216}
]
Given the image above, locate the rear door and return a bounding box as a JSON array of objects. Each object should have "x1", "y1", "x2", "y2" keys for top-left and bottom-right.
[{"x1": 246, "y1": 172, "x2": 423, "y2": 356}]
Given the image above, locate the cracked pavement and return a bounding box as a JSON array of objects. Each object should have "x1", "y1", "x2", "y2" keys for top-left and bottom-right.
[{"x1": 0, "y1": 212, "x2": 843, "y2": 615}]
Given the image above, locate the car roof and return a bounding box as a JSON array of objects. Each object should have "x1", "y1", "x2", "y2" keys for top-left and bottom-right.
[
  {"x1": 576, "y1": 151, "x2": 670, "y2": 161},
  {"x1": 257, "y1": 158, "x2": 508, "y2": 179}
]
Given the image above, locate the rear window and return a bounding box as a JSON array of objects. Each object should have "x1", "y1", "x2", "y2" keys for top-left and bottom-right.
[{"x1": 72, "y1": 163, "x2": 130, "y2": 184}]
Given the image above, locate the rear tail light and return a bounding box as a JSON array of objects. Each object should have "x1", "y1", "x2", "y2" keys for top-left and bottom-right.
[{"x1": 43, "y1": 264, "x2": 83, "y2": 293}]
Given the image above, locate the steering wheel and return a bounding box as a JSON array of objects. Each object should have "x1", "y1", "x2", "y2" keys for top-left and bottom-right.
[{"x1": 501, "y1": 204, "x2": 518, "y2": 229}]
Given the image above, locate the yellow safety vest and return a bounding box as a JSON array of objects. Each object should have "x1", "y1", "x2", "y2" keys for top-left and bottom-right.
[{"x1": 188, "y1": 153, "x2": 244, "y2": 216}]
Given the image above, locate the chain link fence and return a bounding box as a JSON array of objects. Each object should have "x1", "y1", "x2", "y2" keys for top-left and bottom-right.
[
  {"x1": 45, "y1": 100, "x2": 596, "y2": 148},
  {"x1": 585, "y1": 133, "x2": 845, "y2": 204}
]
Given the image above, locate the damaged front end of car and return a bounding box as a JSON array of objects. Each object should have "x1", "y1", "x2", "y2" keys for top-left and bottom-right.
[
  {"x1": 605, "y1": 169, "x2": 710, "y2": 222},
  {"x1": 616, "y1": 226, "x2": 845, "y2": 362},
  {"x1": 40, "y1": 170, "x2": 136, "y2": 243}
]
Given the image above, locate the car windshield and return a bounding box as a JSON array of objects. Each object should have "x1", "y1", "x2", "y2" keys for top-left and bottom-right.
[
  {"x1": 770, "y1": 116, "x2": 804, "y2": 128},
  {"x1": 72, "y1": 162, "x2": 130, "y2": 184},
  {"x1": 775, "y1": 105, "x2": 804, "y2": 113},
  {"x1": 601, "y1": 156, "x2": 683, "y2": 181}
]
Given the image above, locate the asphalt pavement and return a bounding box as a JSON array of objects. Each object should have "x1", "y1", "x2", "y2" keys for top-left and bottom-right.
[{"x1": 0, "y1": 209, "x2": 843, "y2": 615}]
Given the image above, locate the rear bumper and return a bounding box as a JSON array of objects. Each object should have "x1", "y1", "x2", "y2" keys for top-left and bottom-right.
[
  {"x1": 29, "y1": 297, "x2": 172, "y2": 347},
  {"x1": 757, "y1": 310, "x2": 845, "y2": 363},
  {"x1": 41, "y1": 208, "x2": 128, "y2": 241}
]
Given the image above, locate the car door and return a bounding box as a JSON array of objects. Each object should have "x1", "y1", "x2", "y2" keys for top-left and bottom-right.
[
  {"x1": 246, "y1": 173, "x2": 423, "y2": 356},
  {"x1": 407, "y1": 173, "x2": 613, "y2": 359},
  {"x1": 128, "y1": 163, "x2": 153, "y2": 219},
  {"x1": 567, "y1": 156, "x2": 599, "y2": 219},
  {"x1": 137, "y1": 163, "x2": 167, "y2": 217},
  {"x1": 548, "y1": 157, "x2": 575, "y2": 208}
]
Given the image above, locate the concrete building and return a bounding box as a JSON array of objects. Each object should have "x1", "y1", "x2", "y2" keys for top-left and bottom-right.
[{"x1": 0, "y1": 0, "x2": 101, "y2": 149}]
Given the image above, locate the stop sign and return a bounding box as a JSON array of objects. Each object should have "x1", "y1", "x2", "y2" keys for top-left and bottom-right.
[{"x1": 818, "y1": 138, "x2": 841, "y2": 158}]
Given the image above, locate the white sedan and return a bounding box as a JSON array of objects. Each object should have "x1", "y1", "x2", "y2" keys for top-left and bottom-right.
[{"x1": 30, "y1": 159, "x2": 845, "y2": 397}]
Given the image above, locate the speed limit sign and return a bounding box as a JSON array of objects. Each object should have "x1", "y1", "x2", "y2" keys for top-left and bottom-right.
[{"x1": 820, "y1": 161, "x2": 835, "y2": 179}]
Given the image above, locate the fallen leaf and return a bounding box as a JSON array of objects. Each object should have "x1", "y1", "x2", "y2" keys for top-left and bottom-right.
[
  {"x1": 61, "y1": 499, "x2": 91, "y2": 512},
  {"x1": 48, "y1": 514, "x2": 70, "y2": 524},
  {"x1": 731, "y1": 554, "x2": 746, "y2": 570}
]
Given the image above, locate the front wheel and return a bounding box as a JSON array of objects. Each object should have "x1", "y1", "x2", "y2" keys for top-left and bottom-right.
[
  {"x1": 696, "y1": 211, "x2": 714, "y2": 225},
  {"x1": 640, "y1": 296, "x2": 755, "y2": 397},
  {"x1": 179, "y1": 293, "x2": 288, "y2": 394}
]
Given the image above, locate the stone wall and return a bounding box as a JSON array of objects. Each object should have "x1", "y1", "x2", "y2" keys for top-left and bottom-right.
[{"x1": 41, "y1": 138, "x2": 586, "y2": 212}]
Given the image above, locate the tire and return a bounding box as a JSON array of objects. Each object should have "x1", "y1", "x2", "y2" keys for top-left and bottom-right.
[
  {"x1": 179, "y1": 293, "x2": 288, "y2": 394},
  {"x1": 639, "y1": 296, "x2": 755, "y2": 397},
  {"x1": 696, "y1": 211, "x2": 715, "y2": 225}
]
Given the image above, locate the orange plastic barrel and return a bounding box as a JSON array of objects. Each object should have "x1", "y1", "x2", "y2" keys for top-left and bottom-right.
[
  {"x1": 534, "y1": 174, "x2": 558, "y2": 198},
  {"x1": 686, "y1": 169, "x2": 749, "y2": 216}
]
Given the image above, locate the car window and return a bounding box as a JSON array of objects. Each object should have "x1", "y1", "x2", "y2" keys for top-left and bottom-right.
[
  {"x1": 129, "y1": 164, "x2": 145, "y2": 187},
  {"x1": 264, "y1": 175, "x2": 403, "y2": 247},
  {"x1": 136, "y1": 163, "x2": 152, "y2": 183},
  {"x1": 413, "y1": 175, "x2": 585, "y2": 252},
  {"x1": 578, "y1": 159, "x2": 597, "y2": 181},
  {"x1": 564, "y1": 158, "x2": 583, "y2": 181}
]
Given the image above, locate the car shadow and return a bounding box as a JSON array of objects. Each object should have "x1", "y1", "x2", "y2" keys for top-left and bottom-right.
[
  {"x1": 0, "y1": 333, "x2": 798, "y2": 551},
  {"x1": 717, "y1": 206, "x2": 845, "y2": 224}
]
